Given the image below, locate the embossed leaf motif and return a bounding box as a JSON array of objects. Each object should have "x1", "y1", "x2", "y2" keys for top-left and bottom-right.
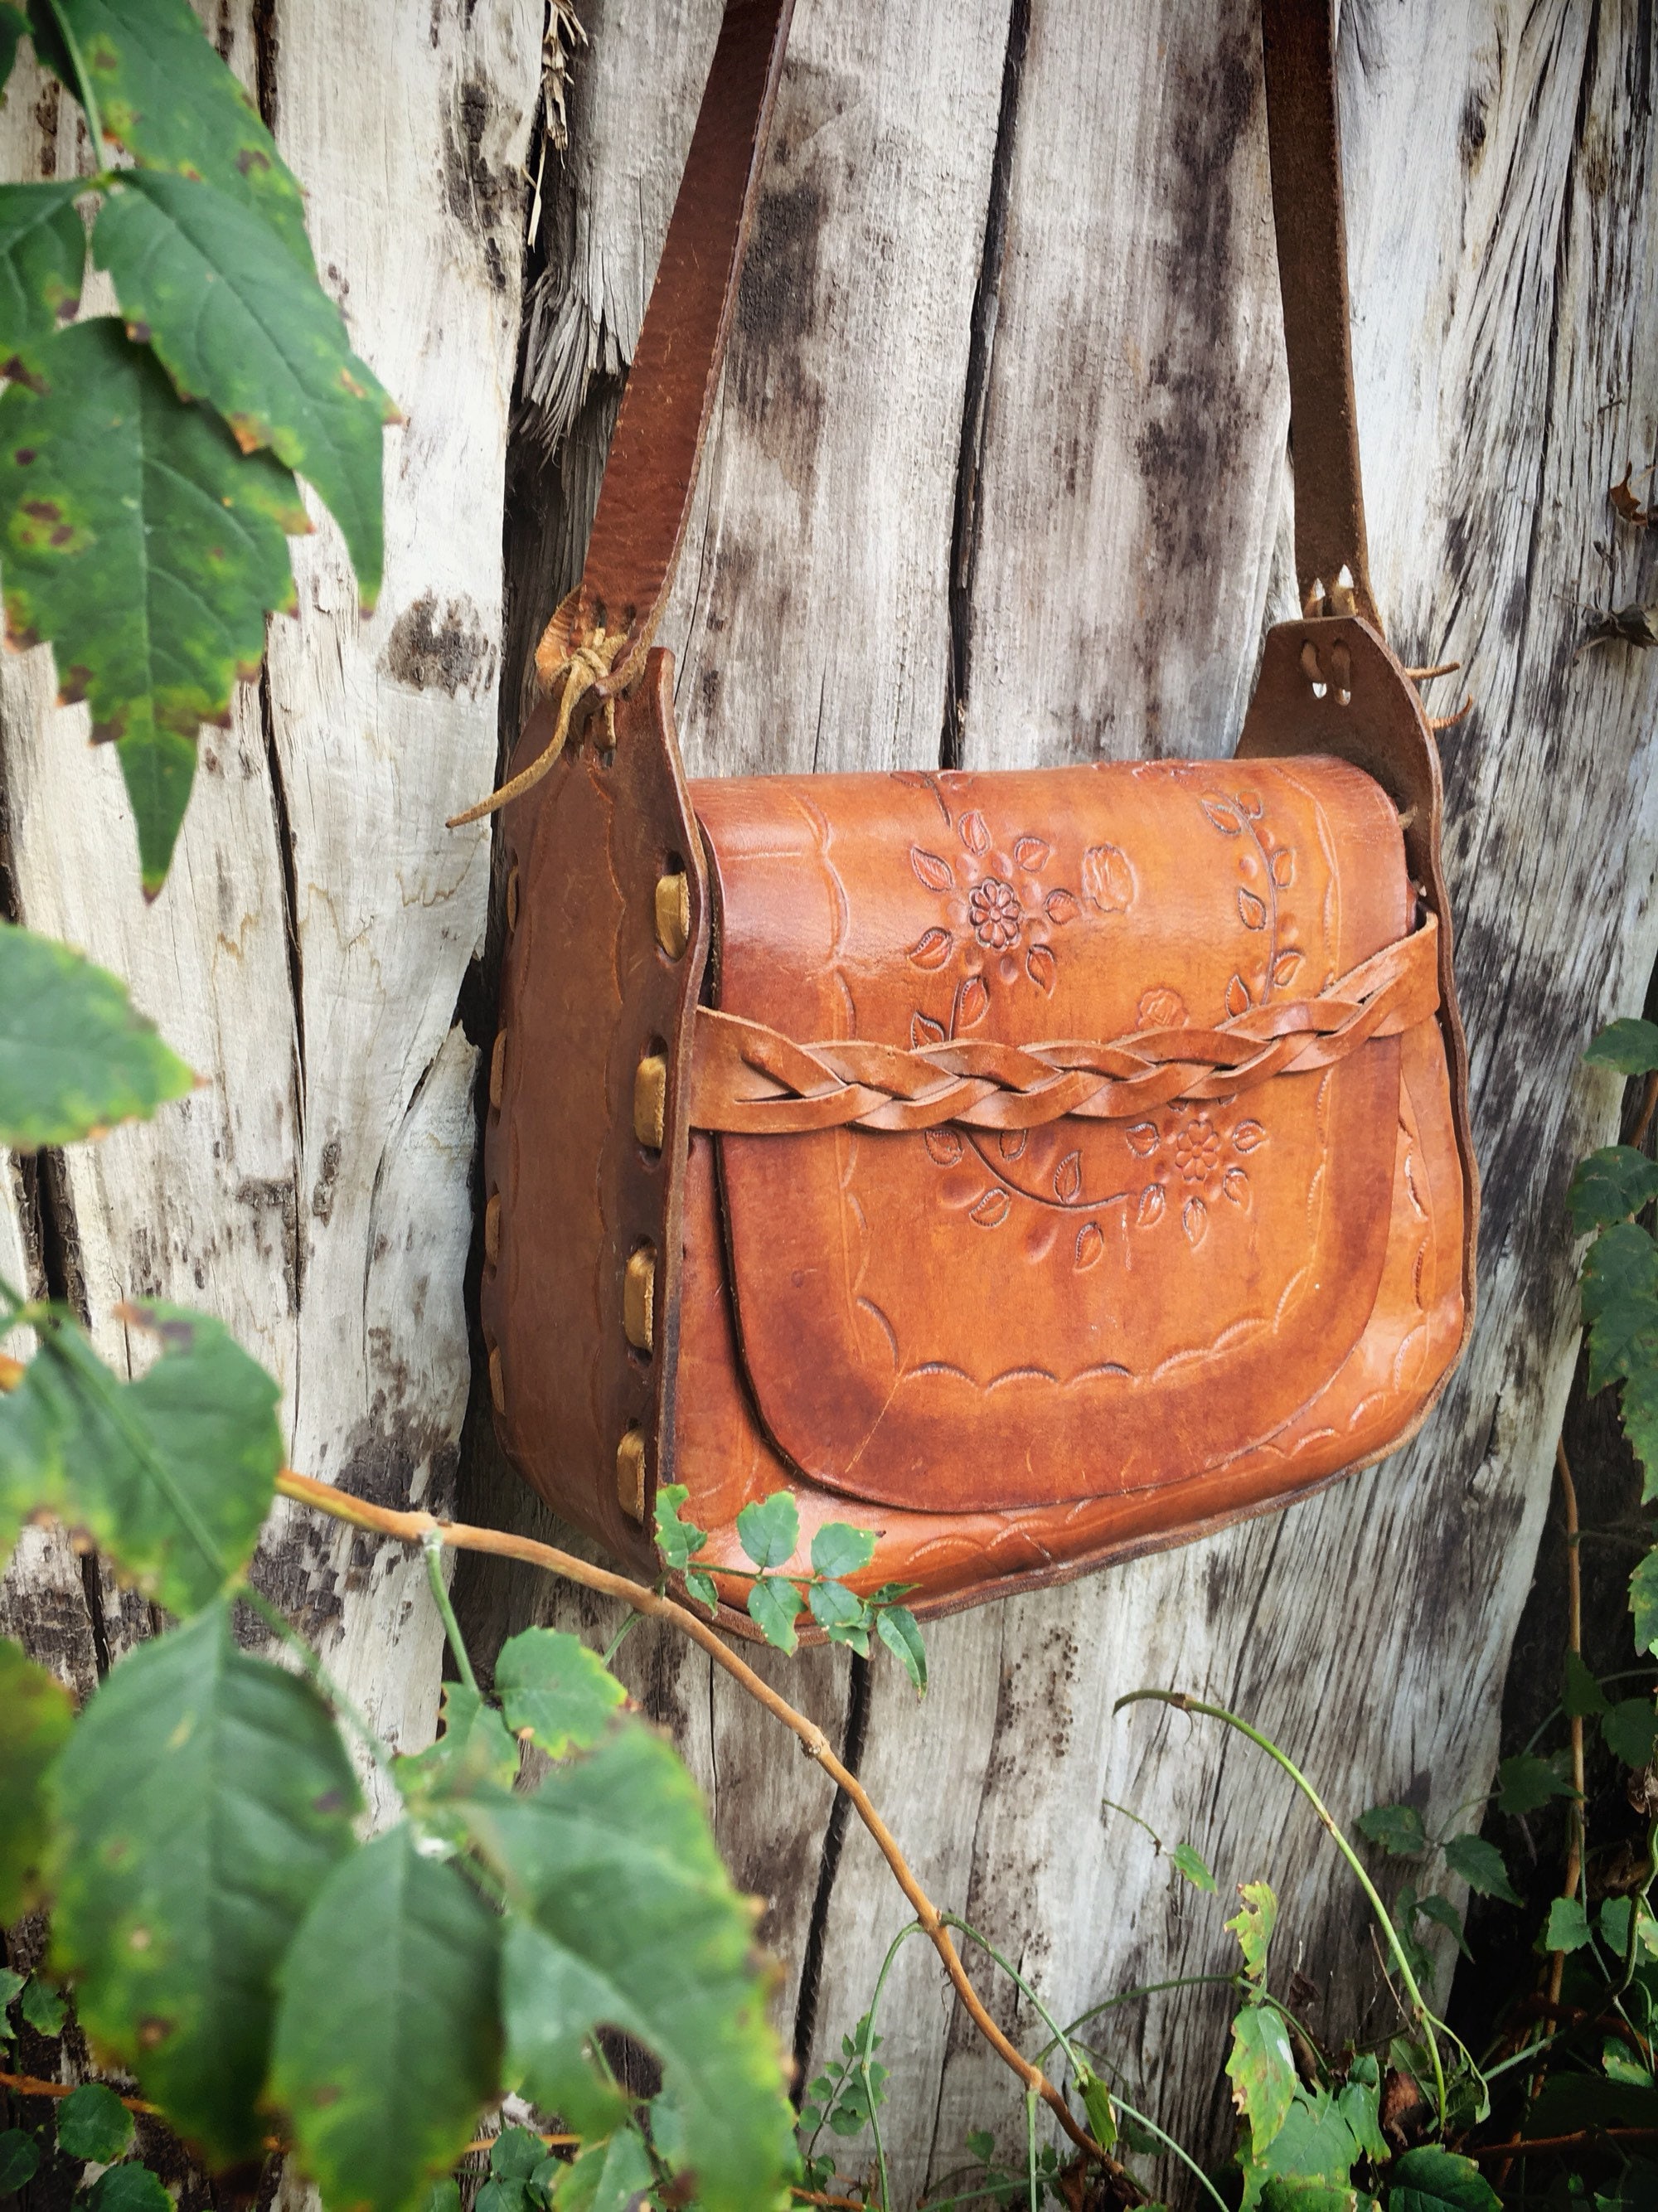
[
  {"x1": 1237, "y1": 888, "x2": 1268, "y2": 930},
  {"x1": 1015, "y1": 837, "x2": 1050, "y2": 870},
  {"x1": 999, "y1": 1129, "x2": 1027, "y2": 1162},
  {"x1": 1270, "y1": 848, "x2": 1295, "y2": 888},
  {"x1": 1237, "y1": 788, "x2": 1263, "y2": 817},
  {"x1": 1137, "y1": 1183, "x2": 1166, "y2": 1227},
  {"x1": 954, "y1": 974, "x2": 990, "y2": 1030},
  {"x1": 1054, "y1": 1151, "x2": 1082, "y2": 1204},
  {"x1": 1202, "y1": 798, "x2": 1243, "y2": 836},
  {"x1": 1074, "y1": 1221, "x2": 1104, "y2": 1271},
  {"x1": 907, "y1": 927, "x2": 953, "y2": 970},
  {"x1": 970, "y1": 1188, "x2": 1011, "y2": 1229},
  {"x1": 1083, "y1": 844, "x2": 1133, "y2": 914},
  {"x1": 925, "y1": 1128, "x2": 962, "y2": 1167},
  {"x1": 1125, "y1": 1121, "x2": 1159, "y2": 1158},
  {"x1": 1026, "y1": 945, "x2": 1056, "y2": 994},
  {"x1": 1233, "y1": 1120, "x2": 1267, "y2": 1153},
  {"x1": 1225, "y1": 973, "x2": 1252, "y2": 1018},
  {"x1": 1045, "y1": 889, "x2": 1080, "y2": 925},
  {"x1": 911, "y1": 846, "x2": 954, "y2": 893},
  {"x1": 912, "y1": 1011, "x2": 947, "y2": 1050},
  {"x1": 1183, "y1": 1196, "x2": 1209, "y2": 1247},
  {"x1": 959, "y1": 810, "x2": 991, "y2": 855},
  {"x1": 1223, "y1": 1168, "x2": 1249, "y2": 1207},
  {"x1": 1271, "y1": 949, "x2": 1304, "y2": 988}
]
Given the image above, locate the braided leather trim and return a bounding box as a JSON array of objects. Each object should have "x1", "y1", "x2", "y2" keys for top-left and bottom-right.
[{"x1": 689, "y1": 914, "x2": 1439, "y2": 1136}]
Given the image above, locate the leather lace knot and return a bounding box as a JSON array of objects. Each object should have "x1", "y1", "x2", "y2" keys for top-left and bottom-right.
[{"x1": 446, "y1": 627, "x2": 628, "y2": 829}]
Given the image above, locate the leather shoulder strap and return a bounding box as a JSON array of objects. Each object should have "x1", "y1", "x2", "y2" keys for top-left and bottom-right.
[{"x1": 540, "y1": 0, "x2": 1376, "y2": 696}]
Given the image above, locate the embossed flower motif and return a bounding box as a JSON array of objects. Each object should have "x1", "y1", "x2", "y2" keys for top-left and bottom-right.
[
  {"x1": 968, "y1": 876, "x2": 1022, "y2": 949},
  {"x1": 1124, "y1": 1108, "x2": 1267, "y2": 1250},
  {"x1": 1173, "y1": 1113, "x2": 1222, "y2": 1184},
  {"x1": 907, "y1": 805, "x2": 1088, "y2": 1023}
]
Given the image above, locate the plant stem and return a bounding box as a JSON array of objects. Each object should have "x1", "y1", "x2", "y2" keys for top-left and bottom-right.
[
  {"x1": 424, "y1": 1528, "x2": 479, "y2": 1695},
  {"x1": 1114, "y1": 1687, "x2": 1450, "y2": 2126},
  {"x1": 1103, "y1": 2091, "x2": 1230, "y2": 2212},
  {"x1": 1547, "y1": 1438, "x2": 1587, "y2": 2021},
  {"x1": 602, "y1": 1609, "x2": 639, "y2": 1664},
  {"x1": 274, "y1": 1469, "x2": 1117, "y2": 2179}
]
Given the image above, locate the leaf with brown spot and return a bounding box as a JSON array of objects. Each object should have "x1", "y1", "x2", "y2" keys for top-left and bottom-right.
[
  {"x1": 1225, "y1": 973, "x2": 1252, "y2": 1018},
  {"x1": 1015, "y1": 836, "x2": 1050, "y2": 870},
  {"x1": 969, "y1": 1187, "x2": 1011, "y2": 1229},
  {"x1": 1201, "y1": 797, "x2": 1242, "y2": 836},
  {"x1": 954, "y1": 974, "x2": 990, "y2": 1030},
  {"x1": 1271, "y1": 949, "x2": 1304, "y2": 989},
  {"x1": 1137, "y1": 1183, "x2": 1166, "y2": 1227},
  {"x1": 1074, "y1": 1221, "x2": 1104, "y2": 1270},
  {"x1": 0, "y1": 182, "x2": 86, "y2": 371},
  {"x1": 1183, "y1": 1196, "x2": 1209, "y2": 1247},
  {"x1": 1054, "y1": 1151, "x2": 1082, "y2": 1204},
  {"x1": 958, "y1": 809, "x2": 990, "y2": 855},
  {"x1": 911, "y1": 1011, "x2": 947, "y2": 1050},
  {"x1": 1083, "y1": 843, "x2": 1134, "y2": 914},
  {"x1": 1045, "y1": 888, "x2": 1080, "y2": 924},
  {"x1": 1237, "y1": 888, "x2": 1268, "y2": 929},
  {"x1": 1026, "y1": 944, "x2": 1056, "y2": 994},
  {"x1": 911, "y1": 846, "x2": 955, "y2": 893},
  {"x1": 907, "y1": 926, "x2": 953, "y2": 971},
  {"x1": 1125, "y1": 1122, "x2": 1159, "y2": 1158},
  {"x1": 925, "y1": 1127, "x2": 962, "y2": 1167}
]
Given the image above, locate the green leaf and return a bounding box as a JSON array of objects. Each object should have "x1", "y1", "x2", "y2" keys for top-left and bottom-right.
[
  {"x1": 0, "y1": 318, "x2": 309, "y2": 891},
  {"x1": 0, "y1": 2129, "x2": 40, "y2": 2190},
  {"x1": 17, "y1": 1974, "x2": 65, "y2": 2033},
  {"x1": 1355, "y1": 1802, "x2": 1428, "y2": 1857},
  {"x1": 1442, "y1": 1833, "x2": 1520, "y2": 1905},
  {"x1": 44, "y1": 0, "x2": 314, "y2": 272},
  {"x1": 0, "y1": 921, "x2": 193, "y2": 1148},
  {"x1": 271, "y1": 1823, "x2": 502, "y2": 2212},
  {"x1": 1385, "y1": 2146, "x2": 1498, "y2": 2212},
  {"x1": 810, "y1": 1522, "x2": 877, "y2": 1580},
  {"x1": 49, "y1": 1602, "x2": 361, "y2": 2166},
  {"x1": 807, "y1": 1575, "x2": 867, "y2": 1648},
  {"x1": 653, "y1": 1484, "x2": 705, "y2": 1574},
  {"x1": 1601, "y1": 1894, "x2": 1658, "y2": 1958},
  {"x1": 1544, "y1": 1894, "x2": 1592, "y2": 1952},
  {"x1": 875, "y1": 1603, "x2": 928, "y2": 1694},
  {"x1": 1587, "y1": 1018, "x2": 1658, "y2": 1075},
  {"x1": 0, "y1": 182, "x2": 83, "y2": 370},
  {"x1": 0, "y1": 1636, "x2": 71, "y2": 1921},
  {"x1": 87, "y1": 2168, "x2": 171, "y2": 2212},
  {"x1": 1227, "y1": 2002, "x2": 1297, "y2": 2161},
  {"x1": 95, "y1": 173, "x2": 395, "y2": 604},
  {"x1": 737, "y1": 1491, "x2": 799, "y2": 1572},
  {"x1": 0, "y1": 1303, "x2": 281, "y2": 1618},
  {"x1": 1413, "y1": 1893, "x2": 1470, "y2": 1958},
  {"x1": 1571, "y1": 1146, "x2": 1658, "y2": 1231},
  {"x1": 1526, "y1": 2069, "x2": 1658, "y2": 2132},
  {"x1": 1171, "y1": 1842, "x2": 1217, "y2": 1892},
  {"x1": 394, "y1": 1681, "x2": 518, "y2": 1808},
  {"x1": 552, "y1": 2130, "x2": 653, "y2": 2212},
  {"x1": 490, "y1": 2127, "x2": 546, "y2": 2184},
  {"x1": 0, "y1": 4, "x2": 27, "y2": 96},
  {"x1": 0, "y1": 1964, "x2": 21, "y2": 2010},
  {"x1": 1603, "y1": 1695, "x2": 1658, "y2": 1768},
  {"x1": 473, "y1": 2180, "x2": 523, "y2": 2212},
  {"x1": 495, "y1": 1627, "x2": 626, "y2": 1761},
  {"x1": 1076, "y1": 2069, "x2": 1117, "y2": 2150},
  {"x1": 1226, "y1": 1881, "x2": 1278, "y2": 1982},
  {"x1": 424, "y1": 2183, "x2": 463, "y2": 2212},
  {"x1": 1603, "y1": 2035, "x2": 1654, "y2": 2085},
  {"x1": 747, "y1": 1574, "x2": 800, "y2": 1654},
  {"x1": 1583, "y1": 1224, "x2": 1658, "y2": 1393},
  {"x1": 56, "y1": 2081, "x2": 134, "y2": 2163},
  {"x1": 1563, "y1": 1647, "x2": 1609, "y2": 1718},
  {"x1": 1617, "y1": 1360, "x2": 1658, "y2": 1497},
  {"x1": 1634, "y1": 1548, "x2": 1658, "y2": 1656},
  {"x1": 1495, "y1": 1752, "x2": 1573, "y2": 1817},
  {"x1": 1239, "y1": 2077, "x2": 1386, "y2": 2212},
  {"x1": 463, "y1": 1724, "x2": 793, "y2": 2212},
  {"x1": 684, "y1": 1567, "x2": 718, "y2": 1615}
]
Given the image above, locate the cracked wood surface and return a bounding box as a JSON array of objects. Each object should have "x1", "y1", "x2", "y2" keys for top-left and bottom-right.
[{"x1": 455, "y1": 0, "x2": 1658, "y2": 2193}]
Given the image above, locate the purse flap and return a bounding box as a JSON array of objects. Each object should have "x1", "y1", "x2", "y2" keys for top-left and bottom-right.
[{"x1": 693, "y1": 758, "x2": 1408, "y2": 1514}]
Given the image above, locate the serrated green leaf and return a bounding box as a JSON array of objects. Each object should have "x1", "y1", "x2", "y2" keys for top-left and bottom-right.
[
  {"x1": 875, "y1": 1603, "x2": 927, "y2": 1694},
  {"x1": 0, "y1": 318, "x2": 309, "y2": 890},
  {"x1": 1603, "y1": 1695, "x2": 1658, "y2": 1768},
  {"x1": 0, "y1": 1302, "x2": 280, "y2": 1618},
  {"x1": 1227, "y1": 2002, "x2": 1296, "y2": 2162},
  {"x1": 1385, "y1": 2146, "x2": 1499, "y2": 2212},
  {"x1": 0, "y1": 1635, "x2": 71, "y2": 1921},
  {"x1": 87, "y1": 2168, "x2": 171, "y2": 2212},
  {"x1": 807, "y1": 1576, "x2": 866, "y2": 1637},
  {"x1": 1413, "y1": 1894, "x2": 1470, "y2": 1957},
  {"x1": 1587, "y1": 1018, "x2": 1658, "y2": 1075},
  {"x1": 394, "y1": 1680, "x2": 518, "y2": 1806},
  {"x1": 1602, "y1": 2034, "x2": 1654, "y2": 2085},
  {"x1": 810, "y1": 1522, "x2": 876, "y2": 1581},
  {"x1": 0, "y1": 921, "x2": 192, "y2": 1148},
  {"x1": 684, "y1": 1567, "x2": 718, "y2": 1615},
  {"x1": 737, "y1": 1491, "x2": 798, "y2": 1572},
  {"x1": 463, "y1": 1724, "x2": 793, "y2": 2212},
  {"x1": 1442, "y1": 1832, "x2": 1520, "y2": 1905},
  {"x1": 1621, "y1": 1361, "x2": 1658, "y2": 1497},
  {"x1": 1583, "y1": 1220, "x2": 1658, "y2": 1317},
  {"x1": 747, "y1": 1574, "x2": 800, "y2": 1654},
  {"x1": 0, "y1": 2129, "x2": 39, "y2": 2190},
  {"x1": 1238, "y1": 2074, "x2": 1385, "y2": 2212},
  {"x1": 0, "y1": 1965, "x2": 22, "y2": 2009},
  {"x1": 494, "y1": 1627, "x2": 626, "y2": 1761},
  {"x1": 1571, "y1": 1146, "x2": 1658, "y2": 1231},
  {"x1": 653, "y1": 1483, "x2": 705, "y2": 1574},
  {"x1": 490, "y1": 2127, "x2": 545, "y2": 2184},
  {"x1": 1544, "y1": 1894, "x2": 1592, "y2": 1952},
  {"x1": 1600, "y1": 1894, "x2": 1658, "y2": 1958},
  {"x1": 0, "y1": 182, "x2": 83, "y2": 369},
  {"x1": 271, "y1": 1823, "x2": 502, "y2": 2212},
  {"x1": 552, "y1": 2130, "x2": 652, "y2": 2212},
  {"x1": 50, "y1": 1603, "x2": 361, "y2": 2166},
  {"x1": 1564, "y1": 1647, "x2": 1609, "y2": 1718},
  {"x1": 1634, "y1": 1549, "x2": 1658, "y2": 1657},
  {"x1": 1227, "y1": 1881, "x2": 1278, "y2": 1981},
  {"x1": 43, "y1": 0, "x2": 314, "y2": 272},
  {"x1": 95, "y1": 172, "x2": 395, "y2": 603},
  {"x1": 1169, "y1": 1841, "x2": 1216, "y2": 1892},
  {"x1": 1495, "y1": 1751, "x2": 1573, "y2": 1817},
  {"x1": 17, "y1": 1973, "x2": 65, "y2": 2033},
  {"x1": 1355, "y1": 1802, "x2": 1428, "y2": 1856},
  {"x1": 57, "y1": 2081, "x2": 133, "y2": 2163},
  {"x1": 473, "y1": 2179, "x2": 523, "y2": 2212}
]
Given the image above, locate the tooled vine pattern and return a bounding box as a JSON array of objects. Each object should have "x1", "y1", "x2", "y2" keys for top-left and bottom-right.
[{"x1": 894, "y1": 776, "x2": 1293, "y2": 1267}]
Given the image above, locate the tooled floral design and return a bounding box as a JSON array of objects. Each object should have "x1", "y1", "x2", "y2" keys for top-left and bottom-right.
[
  {"x1": 1125, "y1": 1106, "x2": 1267, "y2": 1249},
  {"x1": 968, "y1": 876, "x2": 1022, "y2": 949}
]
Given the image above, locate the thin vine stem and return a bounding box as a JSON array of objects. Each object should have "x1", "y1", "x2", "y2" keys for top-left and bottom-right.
[
  {"x1": 1114, "y1": 1687, "x2": 1450, "y2": 2126},
  {"x1": 1102, "y1": 2090, "x2": 1230, "y2": 2212},
  {"x1": 236, "y1": 1583, "x2": 396, "y2": 1779},
  {"x1": 423, "y1": 1528, "x2": 480, "y2": 1696}
]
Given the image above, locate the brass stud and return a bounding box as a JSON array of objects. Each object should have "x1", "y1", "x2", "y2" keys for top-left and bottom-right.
[
  {"x1": 616, "y1": 1428, "x2": 647, "y2": 1521},
  {"x1": 623, "y1": 1245, "x2": 657, "y2": 1354},
  {"x1": 506, "y1": 864, "x2": 520, "y2": 931},
  {"x1": 1329, "y1": 565, "x2": 1359, "y2": 617},
  {"x1": 487, "y1": 1344, "x2": 505, "y2": 1414},
  {"x1": 634, "y1": 1054, "x2": 667, "y2": 1150},
  {"x1": 1328, "y1": 641, "x2": 1352, "y2": 693},
  {"x1": 489, "y1": 1031, "x2": 507, "y2": 1109},
  {"x1": 484, "y1": 1191, "x2": 501, "y2": 1267},
  {"x1": 1298, "y1": 641, "x2": 1322, "y2": 686},
  {"x1": 655, "y1": 871, "x2": 691, "y2": 959}
]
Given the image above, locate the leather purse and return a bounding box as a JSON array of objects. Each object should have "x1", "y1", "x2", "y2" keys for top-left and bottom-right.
[{"x1": 473, "y1": 0, "x2": 1479, "y2": 1628}]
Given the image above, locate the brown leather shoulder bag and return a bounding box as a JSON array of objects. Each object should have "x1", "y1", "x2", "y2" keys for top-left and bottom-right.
[{"x1": 475, "y1": 0, "x2": 1479, "y2": 1628}]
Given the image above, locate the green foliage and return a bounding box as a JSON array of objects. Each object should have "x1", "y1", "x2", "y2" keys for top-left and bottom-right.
[
  {"x1": 1563, "y1": 1647, "x2": 1609, "y2": 1716},
  {"x1": 0, "y1": 180, "x2": 85, "y2": 368},
  {"x1": 799, "y1": 2014, "x2": 890, "y2": 2142},
  {"x1": 0, "y1": 1633, "x2": 71, "y2": 1919},
  {"x1": 746, "y1": 1571, "x2": 801, "y2": 1654},
  {"x1": 811, "y1": 1521, "x2": 878, "y2": 1580},
  {"x1": 1227, "y1": 1880, "x2": 1278, "y2": 1982},
  {"x1": 0, "y1": 921, "x2": 192, "y2": 1148},
  {"x1": 0, "y1": 2129, "x2": 40, "y2": 2190},
  {"x1": 18, "y1": 1971, "x2": 66, "y2": 2033},
  {"x1": 1601, "y1": 1694, "x2": 1658, "y2": 1766},
  {"x1": 1358, "y1": 1802, "x2": 1428, "y2": 1857},
  {"x1": 1227, "y1": 2002, "x2": 1297, "y2": 2165},
  {"x1": 270, "y1": 1824, "x2": 502, "y2": 2212},
  {"x1": 1569, "y1": 1144, "x2": 1658, "y2": 1231},
  {"x1": 1543, "y1": 1894, "x2": 1592, "y2": 1952},
  {"x1": 1440, "y1": 1834, "x2": 1520, "y2": 1906},
  {"x1": 394, "y1": 1679, "x2": 520, "y2": 1807},
  {"x1": 88, "y1": 2167, "x2": 171, "y2": 2212},
  {"x1": 1170, "y1": 1841, "x2": 1217, "y2": 1891},
  {"x1": 1494, "y1": 1752, "x2": 1572, "y2": 1816},
  {"x1": 1584, "y1": 1017, "x2": 1658, "y2": 1074},
  {"x1": 1238, "y1": 2074, "x2": 1386, "y2": 2212},
  {"x1": 50, "y1": 1601, "x2": 361, "y2": 2165},
  {"x1": 552, "y1": 2130, "x2": 652, "y2": 2212},
  {"x1": 494, "y1": 1627, "x2": 627, "y2": 1760},
  {"x1": 737, "y1": 1489, "x2": 799, "y2": 1572},
  {"x1": 1384, "y1": 2147, "x2": 1498, "y2": 2212},
  {"x1": 56, "y1": 2082, "x2": 135, "y2": 2163},
  {"x1": 0, "y1": 1299, "x2": 282, "y2": 1615}
]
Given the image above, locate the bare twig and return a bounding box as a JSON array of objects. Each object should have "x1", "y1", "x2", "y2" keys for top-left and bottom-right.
[
  {"x1": 0, "y1": 2069, "x2": 159, "y2": 2116},
  {"x1": 1631, "y1": 1069, "x2": 1658, "y2": 1152},
  {"x1": 1468, "y1": 2126, "x2": 1658, "y2": 2158}
]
